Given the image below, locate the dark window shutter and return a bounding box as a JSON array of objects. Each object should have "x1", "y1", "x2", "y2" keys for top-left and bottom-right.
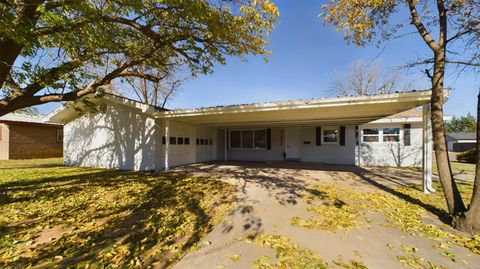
[
  {"x1": 355, "y1": 126, "x2": 359, "y2": 146},
  {"x1": 340, "y1": 126, "x2": 346, "y2": 146},
  {"x1": 404, "y1": 124, "x2": 411, "y2": 146},
  {"x1": 316, "y1": 127, "x2": 321, "y2": 145},
  {"x1": 266, "y1": 128, "x2": 271, "y2": 150},
  {"x1": 162, "y1": 136, "x2": 166, "y2": 145}
]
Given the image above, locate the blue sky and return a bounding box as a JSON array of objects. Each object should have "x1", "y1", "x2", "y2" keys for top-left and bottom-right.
[
  {"x1": 169, "y1": 0, "x2": 478, "y2": 117},
  {"x1": 38, "y1": 0, "x2": 478, "y2": 117}
]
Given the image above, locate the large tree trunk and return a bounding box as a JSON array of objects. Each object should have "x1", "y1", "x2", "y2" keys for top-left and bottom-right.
[
  {"x1": 431, "y1": 51, "x2": 467, "y2": 215},
  {"x1": 452, "y1": 90, "x2": 480, "y2": 234}
]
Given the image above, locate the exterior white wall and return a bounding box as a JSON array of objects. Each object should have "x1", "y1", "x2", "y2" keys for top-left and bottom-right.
[
  {"x1": 358, "y1": 122, "x2": 423, "y2": 167},
  {"x1": 0, "y1": 123, "x2": 9, "y2": 160},
  {"x1": 63, "y1": 102, "x2": 425, "y2": 170},
  {"x1": 221, "y1": 126, "x2": 356, "y2": 164},
  {"x1": 155, "y1": 119, "x2": 217, "y2": 169},
  {"x1": 64, "y1": 104, "x2": 157, "y2": 170},
  {"x1": 300, "y1": 126, "x2": 356, "y2": 165},
  {"x1": 220, "y1": 124, "x2": 422, "y2": 167}
]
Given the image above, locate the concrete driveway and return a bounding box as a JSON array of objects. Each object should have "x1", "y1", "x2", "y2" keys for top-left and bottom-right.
[{"x1": 171, "y1": 161, "x2": 479, "y2": 269}]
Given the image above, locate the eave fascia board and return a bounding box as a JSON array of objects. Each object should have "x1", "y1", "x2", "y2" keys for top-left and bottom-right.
[{"x1": 156, "y1": 90, "x2": 433, "y2": 119}]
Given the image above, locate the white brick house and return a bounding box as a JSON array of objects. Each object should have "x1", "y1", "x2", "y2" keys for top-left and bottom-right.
[{"x1": 48, "y1": 90, "x2": 438, "y2": 192}]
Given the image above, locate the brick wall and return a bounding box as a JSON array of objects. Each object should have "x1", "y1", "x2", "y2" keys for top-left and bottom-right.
[{"x1": 8, "y1": 124, "x2": 63, "y2": 159}]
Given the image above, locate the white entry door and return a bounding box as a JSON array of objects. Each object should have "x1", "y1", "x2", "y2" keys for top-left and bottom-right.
[{"x1": 285, "y1": 127, "x2": 301, "y2": 160}]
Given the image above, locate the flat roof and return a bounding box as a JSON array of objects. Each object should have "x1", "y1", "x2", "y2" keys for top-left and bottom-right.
[
  {"x1": 158, "y1": 90, "x2": 434, "y2": 126},
  {"x1": 47, "y1": 90, "x2": 439, "y2": 126}
]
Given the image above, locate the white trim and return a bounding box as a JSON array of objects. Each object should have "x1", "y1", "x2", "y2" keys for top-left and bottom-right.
[
  {"x1": 164, "y1": 119, "x2": 170, "y2": 172},
  {"x1": 371, "y1": 115, "x2": 453, "y2": 124}
]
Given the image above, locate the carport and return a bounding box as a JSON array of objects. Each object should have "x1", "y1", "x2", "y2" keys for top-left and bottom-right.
[{"x1": 158, "y1": 90, "x2": 437, "y2": 193}]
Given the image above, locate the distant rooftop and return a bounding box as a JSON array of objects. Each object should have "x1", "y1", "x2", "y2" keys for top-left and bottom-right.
[
  {"x1": 0, "y1": 113, "x2": 61, "y2": 126},
  {"x1": 446, "y1": 132, "x2": 476, "y2": 141}
]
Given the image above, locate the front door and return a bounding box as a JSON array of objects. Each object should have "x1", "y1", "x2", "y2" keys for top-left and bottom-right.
[{"x1": 285, "y1": 127, "x2": 301, "y2": 160}]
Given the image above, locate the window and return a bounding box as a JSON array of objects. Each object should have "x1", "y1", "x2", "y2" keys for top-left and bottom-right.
[
  {"x1": 323, "y1": 128, "x2": 338, "y2": 144},
  {"x1": 56, "y1": 128, "x2": 63, "y2": 142},
  {"x1": 229, "y1": 129, "x2": 267, "y2": 149},
  {"x1": 230, "y1": 131, "x2": 241, "y2": 148},
  {"x1": 170, "y1": 137, "x2": 176, "y2": 145},
  {"x1": 383, "y1": 128, "x2": 400, "y2": 142},
  {"x1": 177, "y1": 137, "x2": 184, "y2": 145},
  {"x1": 362, "y1": 128, "x2": 379, "y2": 143},
  {"x1": 241, "y1": 130, "x2": 253, "y2": 148},
  {"x1": 185, "y1": 137, "x2": 190, "y2": 145},
  {"x1": 254, "y1": 129, "x2": 267, "y2": 149}
]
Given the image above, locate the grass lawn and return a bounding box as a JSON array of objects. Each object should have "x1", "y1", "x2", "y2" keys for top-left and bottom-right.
[
  {"x1": 432, "y1": 160, "x2": 476, "y2": 175},
  {"x1": 0, "y1": 158, "x2": 235, "y2": 268},
  {"x1": 450, "y1": 161, "x2": 476, "y2": 174}
]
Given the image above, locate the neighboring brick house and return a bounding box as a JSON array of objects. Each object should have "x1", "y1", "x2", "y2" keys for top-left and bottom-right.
[{"x1": 0, "y1": 113, "x2": 63, "y2": 160}]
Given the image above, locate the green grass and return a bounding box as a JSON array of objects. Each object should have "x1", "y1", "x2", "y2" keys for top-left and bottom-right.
[
  {"x1": 432, "y1": 160, "x2": 476, "y2": 175},
  {"x1": 450, "y1": 161, "x2": 476, "y2": 174},
  {"x1": 0, "y1": 158, "x2": 235, "y2": 268}
]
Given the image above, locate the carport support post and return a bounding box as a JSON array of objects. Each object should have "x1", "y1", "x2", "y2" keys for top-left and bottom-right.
[
  {"x1": 165, "y1": 119, "x2": 170, "y2": 172},
  {"x1": 422, "y1": 104, "x2": 434, "y2": 193},
  {"x1": 224, "y1": 129, "x2": 228, "y2": 161},
  {"x1": 356, "y1": 125, "x2": 362, "y2": 166}
]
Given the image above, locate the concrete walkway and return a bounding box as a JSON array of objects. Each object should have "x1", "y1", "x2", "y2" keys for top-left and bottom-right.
[{"x1": 172, "y1": 161, "x2": 479, "y2": 269}]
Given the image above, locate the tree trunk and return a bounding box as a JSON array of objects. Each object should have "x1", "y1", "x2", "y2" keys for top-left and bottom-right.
[
  {"x1": 431, "y1": 51, "x2": 467, "y2": 215},
  {"x1": 452, "y1": 90, "x2": 480, "y2": 234}
]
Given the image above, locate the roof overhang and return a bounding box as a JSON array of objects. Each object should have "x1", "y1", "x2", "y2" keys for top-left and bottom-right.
[
  {"x1": 157, "y1": 90, "x2": 435, "y2": 127},
  {"x1": 47, "y1": 93, "x2": 158, "y2": 124}
]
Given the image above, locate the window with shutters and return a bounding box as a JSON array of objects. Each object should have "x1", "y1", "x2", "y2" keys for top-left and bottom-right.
[
  {"x1": 361, "y1": 127, "x2": 401, "y2": 143},
  {"x1": 322, "y1": 127, "x2": 339, "y2": 144},
  {"x1": 362, "y1": 128, "x2": 379, "y2": 142},
  {"x1": 383, "y1": 128, "x2": 400, "y2": 142},
  {"x1": 229, "y1": 129, "x2": 267, "y2": 150}
]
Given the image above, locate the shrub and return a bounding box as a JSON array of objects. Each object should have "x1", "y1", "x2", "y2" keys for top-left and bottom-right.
[{"x1": 457, "y1": 149, "x2": 477, "y2": 163}]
